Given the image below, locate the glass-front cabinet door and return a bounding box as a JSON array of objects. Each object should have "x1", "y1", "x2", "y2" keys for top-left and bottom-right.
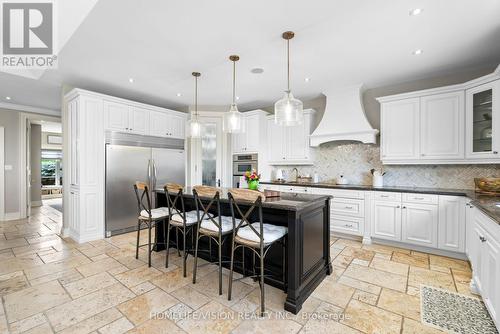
[{"x1": 466, "y1": 80, "x2": 500, "y2": 160}]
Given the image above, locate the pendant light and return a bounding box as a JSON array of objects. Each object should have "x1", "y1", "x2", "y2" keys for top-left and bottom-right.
[
  {"x1": 275, "y1": 31, "x2": 303, "y2": 126},
  {"x1": 223, "y1": 55, "x2": 244, "y2": 133},
  {"x1": 187, "y1": 72, "x2": 201, "y2": 138}
]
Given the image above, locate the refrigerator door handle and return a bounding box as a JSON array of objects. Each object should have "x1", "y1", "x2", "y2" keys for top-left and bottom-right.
[
  {"x1": 152, "y1": 159, "x2": 158, "y2": 190},
  {"x1": 147, "y1": 159, "x2": 152, "y2": 185}
]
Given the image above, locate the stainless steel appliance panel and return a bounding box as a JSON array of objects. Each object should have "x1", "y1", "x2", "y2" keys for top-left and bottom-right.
[
  {"x1": 151, "y1": 148, "x2": 186, "y2": 189},
  {"x1": 105, "y1": 145, "x2": 151, "y2": 236}
]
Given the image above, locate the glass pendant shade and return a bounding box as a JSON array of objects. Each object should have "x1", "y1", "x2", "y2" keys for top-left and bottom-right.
[
  {"x1": 187, "y1": 114, "x2": 201, "y2": 138},
  {"x1": 274, "y1": 90, "x2": 303, "y2": 126},
  {"x1": 223, "y1": 103, "x2": 243, "y2": 133}
]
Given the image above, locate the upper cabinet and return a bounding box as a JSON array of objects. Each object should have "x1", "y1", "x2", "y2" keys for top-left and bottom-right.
[
  {"x1": 381, "y1": 98, "x2": 420, "y2": 161},
  {"x1": 267, "y1": 109, "x2": 316, "y2": 165},
  {"x1": 232, "y1": 112, "x2": 262, "y2": 153},
  {"x1": 104, "y1": 100, "x2": 185, "y2": 139},
  {"x1": 378, "y1": 65, "x2": 500, "y2": 164},
  {"x1": 466, "y1": 81, "x2": 499, "y2": 159}
]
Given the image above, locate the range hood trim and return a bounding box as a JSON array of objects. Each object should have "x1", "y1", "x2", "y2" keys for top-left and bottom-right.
[{"x1": 310, "y1": 84, "x2": 379, "y2": 147}]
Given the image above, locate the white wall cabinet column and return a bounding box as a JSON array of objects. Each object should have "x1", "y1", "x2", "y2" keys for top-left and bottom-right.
[{"x1": 64, "y1": 93, "x2": 105, "y2": 243}]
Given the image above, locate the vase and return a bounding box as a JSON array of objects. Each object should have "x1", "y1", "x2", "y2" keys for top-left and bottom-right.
[{"x1": 248, "y1": 180, "x2": 259, "y2": 190}]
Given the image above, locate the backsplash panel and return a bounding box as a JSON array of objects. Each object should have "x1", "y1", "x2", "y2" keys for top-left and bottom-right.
[{"x1": 275, "y1": 142, "x2": 500, "y2": 189}]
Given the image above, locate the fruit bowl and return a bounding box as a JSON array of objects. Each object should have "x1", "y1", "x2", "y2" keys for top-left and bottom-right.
[{"x1": 474, "y1": 178, "x2": 500, "y2": 195}]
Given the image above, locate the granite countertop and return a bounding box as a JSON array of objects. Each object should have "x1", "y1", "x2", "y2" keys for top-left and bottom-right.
[
  {"x1": 260, "y1": 181, "x2": 500, "y2": 224},
  {"x1": 154, "y1": 187, "x2": 331, "y2": 211}
]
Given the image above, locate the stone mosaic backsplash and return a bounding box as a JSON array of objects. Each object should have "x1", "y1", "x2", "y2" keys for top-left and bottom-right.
[{"x1": 274, "y1": 142, "x2": 500, "y2": 189}]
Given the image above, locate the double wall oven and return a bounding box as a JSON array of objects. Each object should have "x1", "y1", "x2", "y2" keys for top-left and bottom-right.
[{"x1": 232, "y1": 153, "x2": 258, "y2": 188}]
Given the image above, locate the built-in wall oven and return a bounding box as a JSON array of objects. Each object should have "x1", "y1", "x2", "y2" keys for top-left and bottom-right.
[{"x1": 232, "y1": 153, "x2": 258, "y2": 188}]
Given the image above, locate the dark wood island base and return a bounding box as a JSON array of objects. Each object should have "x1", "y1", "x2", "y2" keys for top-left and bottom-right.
[{"x1": 154, "y1": 188, "x2": 332, "y2": 314}]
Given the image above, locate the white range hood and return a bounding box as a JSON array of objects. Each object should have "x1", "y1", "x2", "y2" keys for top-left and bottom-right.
[{"x1": 310, "y1": 85, "x2": 378, "y2": 147}]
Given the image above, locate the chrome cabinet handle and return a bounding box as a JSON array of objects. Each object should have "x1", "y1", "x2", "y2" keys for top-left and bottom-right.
[
  {"x1": 380, "y1": 195, "x2": 389, "y2": 198},
  {"x1": 493, "y1": 151, "x2": 498, "y2": 154},
  {"x1": 480, "y1": 236, "x2": 487, "y2": 243},
  {"x1": 344, "y1": 224, "x2": 354, "y2": 228},
  {"x1": 396, "y1": 205, "x2": 401, "y2": 208},
  {"x1": 344, "y1": 206, "x2": 353, "y2": 209},
  {"x1": 402, "y1": 206, "x2": 407, "y2": 209},
  {"x1": 414, "y1": 197, "x2": 425, "y2": 200}
]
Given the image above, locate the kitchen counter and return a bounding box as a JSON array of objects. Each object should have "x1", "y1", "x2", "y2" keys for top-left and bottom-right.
[
  {"x1": 154, "y1": 187, "x2": 331, "y2": 212},
  {"x1": 154, "y1": 187, "x2": 332, "y2": 314},
  {"x1": 260, "y1": 181, "x2": 500, "y2": 225}
]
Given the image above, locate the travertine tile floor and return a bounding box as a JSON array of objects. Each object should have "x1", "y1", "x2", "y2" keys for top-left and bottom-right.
[{"x1": 0, "y1": 204, "x2": 475, "y2": 334}]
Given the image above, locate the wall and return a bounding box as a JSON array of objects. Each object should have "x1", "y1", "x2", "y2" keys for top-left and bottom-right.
[
  {"x1": 266, "y1": 65, "x2": 500, "y2": 189},
  {"x1": 30, "y1": 124, "x2": 42, "y2": 206},
  {"x1": 0, "y1": 108, "x2": 20, "y2": 214}
]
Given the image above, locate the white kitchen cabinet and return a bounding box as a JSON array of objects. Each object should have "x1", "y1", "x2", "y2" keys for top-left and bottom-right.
[
  {"x1": 420, "y1": 92, "x2": 464, "y2": 160},
  {"x1": 104, "y1": 101, "x2": 130, "y2": 132},
  {"x1": 267, "y1": 109, "x2": 316, "y2": 165},
  {"x1": 465, "y1": 200, "x2": 475, "y2": 258},
  {"x1": 149, "y1": 110, "x2": 185, "y2": 139},
  {"x1": 466, "y1": 80, "x2": 500, "y2": 160},
  {"x1": 378, "y1": 66, "x2": 500, "y2": 164},
  {"x1": 232, "y1": 113, "x2": 261, "y2": 153},
  {"x1": 129, "y1": 107, "x2": 149, "y2": 135},
  {"x1": 401, "y1": 203, "x2": 438, "y2": 248},
  {"x1": 372, "y1": 201, "x2": 402, "y2": 241},
  {"x1": 380, "y1": 98, "x2": 420, "y2": 161},
  {"x1": 438, "y1": 196, "x2": 466, "y2": 252},
  {"x1": 471, "y1": 210, "x2": 500, "y2": 328}
]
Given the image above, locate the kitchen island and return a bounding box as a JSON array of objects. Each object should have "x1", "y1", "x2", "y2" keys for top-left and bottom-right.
[{"x1": 154, "y1": 187, "x2": 332, "y2": 314}]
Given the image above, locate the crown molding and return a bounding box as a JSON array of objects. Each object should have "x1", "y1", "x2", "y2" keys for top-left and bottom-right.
[{"x1": 0, "y1": 102, "x2": 60, "y2": 117}]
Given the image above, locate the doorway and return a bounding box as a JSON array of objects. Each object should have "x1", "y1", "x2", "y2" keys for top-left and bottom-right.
[
  {"x1": 189, "y1": 114, "x2": 230, "y2": 187},
  {"x1": 19, "y1": 114, "x2": 62, "y2": 218}
]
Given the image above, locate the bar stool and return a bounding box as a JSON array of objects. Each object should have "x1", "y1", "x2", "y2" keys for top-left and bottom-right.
[
  {"x1": 133, "y1": 182, "x2": 169, "y2": 267},
  {"x1": 164, "y1": 183, "x2": 202, "y2": 277},
  {"x1": 227, "y1": 188, "x2": 288, "y2": 316},
  {"x1": 192, "y1": 186, "x2": 234, "y2": 295}
]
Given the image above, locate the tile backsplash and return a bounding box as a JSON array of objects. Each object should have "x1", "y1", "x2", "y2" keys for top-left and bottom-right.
[{"x1": 274, "y1": 142, "x2": 500, "y2": 189}]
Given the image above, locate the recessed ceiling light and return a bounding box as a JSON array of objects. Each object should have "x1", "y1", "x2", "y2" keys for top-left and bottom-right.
[
  {"x1": 409, "y1": 8, "x2": 422, "y2": 16},
  {"x1": 250, "y1": 68, "x2": 264, "y2": 74},
  {"x1": 5, "y1": 96, "x2": 11, "y2": 100},
  {"x1": 128, "y1": 78, "x2": 134, "y2": 83},
  {"x1": 236, "y1": 96, "x2": 240, "y2": 100},
  {"x1": 304, "y1": 78, "x2": 311, "y2": 82},
  {"x1": 412, "y1": 49, "x2": 423, "y2": 55},
  {"x1": 176, "y1": 93, "x2": 182, "y2": 97}
]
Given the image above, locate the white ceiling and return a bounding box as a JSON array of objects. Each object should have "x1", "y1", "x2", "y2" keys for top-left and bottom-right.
[{"x1": 1, "y1": 0, "x2": 500, "y2": 112}]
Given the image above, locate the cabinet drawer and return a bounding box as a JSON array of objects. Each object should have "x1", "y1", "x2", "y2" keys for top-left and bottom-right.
[
  {"x1": 403, "y1": 193, "x2": 438, "y2": 205},
  {"x1": 373, "y1": 191, "x2": 402, "y2": 202},
  {"x1": 331, "y1": 215, "x2": 363, "y2": 235},
  {"x1": 312, "y1": 188, "x2": 364, "y2": 199},
  {"x1": 331, "y1": 198, "x2": 364, "y2": 218}
]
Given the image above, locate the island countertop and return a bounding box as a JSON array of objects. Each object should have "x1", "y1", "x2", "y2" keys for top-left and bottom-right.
[{"x1": 154, "y1": 187, "x2": 331, "y2": 211}]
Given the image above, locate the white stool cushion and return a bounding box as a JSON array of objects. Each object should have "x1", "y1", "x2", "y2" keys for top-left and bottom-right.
[
  {"x1": 237, "y1": 223, "x2": 287, "y2": 245},
  {"x1": 140, "y1": 207, "x2": 169, "y2": 219},
  {"x1": 200, "y1": 216, "x2": 234, "y2": 234},
  {"x1": 171, "y1": 210, "x2": 202, "y2": 226}
]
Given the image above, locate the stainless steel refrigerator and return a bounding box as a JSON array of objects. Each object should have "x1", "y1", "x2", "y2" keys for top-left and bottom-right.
[{"x1": 105, "y1": 132, "x2": 185, "y2": 236}]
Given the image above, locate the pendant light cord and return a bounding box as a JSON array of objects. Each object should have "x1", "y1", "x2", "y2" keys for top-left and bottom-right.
[
  {"x1": 232, "y1": 59, "x2": 236, "y2": 105},
  {"x1": 287, "y1": 38, "x2": 290, "y2": 92},
  {"x1": 194, "y1": 75, "x2": 198, "y2": 117}
]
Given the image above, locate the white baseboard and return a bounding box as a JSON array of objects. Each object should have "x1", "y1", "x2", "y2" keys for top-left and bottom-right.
[
  {"x1": 1, "y1": 212, "x2": 21, "y2": 221},
  {"x1": 63, "y1": 228, "x2": 103, "y2": 244},
  {"x1": 31, "y1": 201, "x2": 42, "y2": 207}
]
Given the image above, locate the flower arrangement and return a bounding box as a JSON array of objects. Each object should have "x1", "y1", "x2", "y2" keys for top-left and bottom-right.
[{"x1": 244, "y1": 170, "x2": 261, "y2": 190}]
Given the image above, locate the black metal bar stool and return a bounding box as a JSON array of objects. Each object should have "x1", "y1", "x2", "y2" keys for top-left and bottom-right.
[
  {"x1": 227, "y1": 188, "x2": 288, "y2": 316},
  {"x1": 164, "y1": 183, "x2": 201, "y2": 277},
  {"x1": 133, "y1": 181, "x2": 169, "y2": 267},
  {"x1": 192, "y1": 186, "x2": 234, "y2": 295}
]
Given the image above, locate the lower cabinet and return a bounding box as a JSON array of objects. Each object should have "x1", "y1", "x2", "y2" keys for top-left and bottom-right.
[
  {"x1": 401, "y1": 203, "x2": 438, "y2": 247},
  {"x1": 438, "y1": 196, "x2": 466, "y2": 252},
  {"x1": 372, "y1": 201, "x2": 402, "y2": 241},
  {"x1": 471, "y1": 210, "x2": 500, "y2": 328}
]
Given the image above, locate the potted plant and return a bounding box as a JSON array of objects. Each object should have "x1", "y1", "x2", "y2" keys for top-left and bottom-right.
[{"x1": 244, "y1": 170, "x2": 261, "y2": 190}]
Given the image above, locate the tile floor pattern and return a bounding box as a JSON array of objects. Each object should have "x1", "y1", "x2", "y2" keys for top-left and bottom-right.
[{"x1": 0, "y1": 204, "x2": 479, "y2": 334}]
